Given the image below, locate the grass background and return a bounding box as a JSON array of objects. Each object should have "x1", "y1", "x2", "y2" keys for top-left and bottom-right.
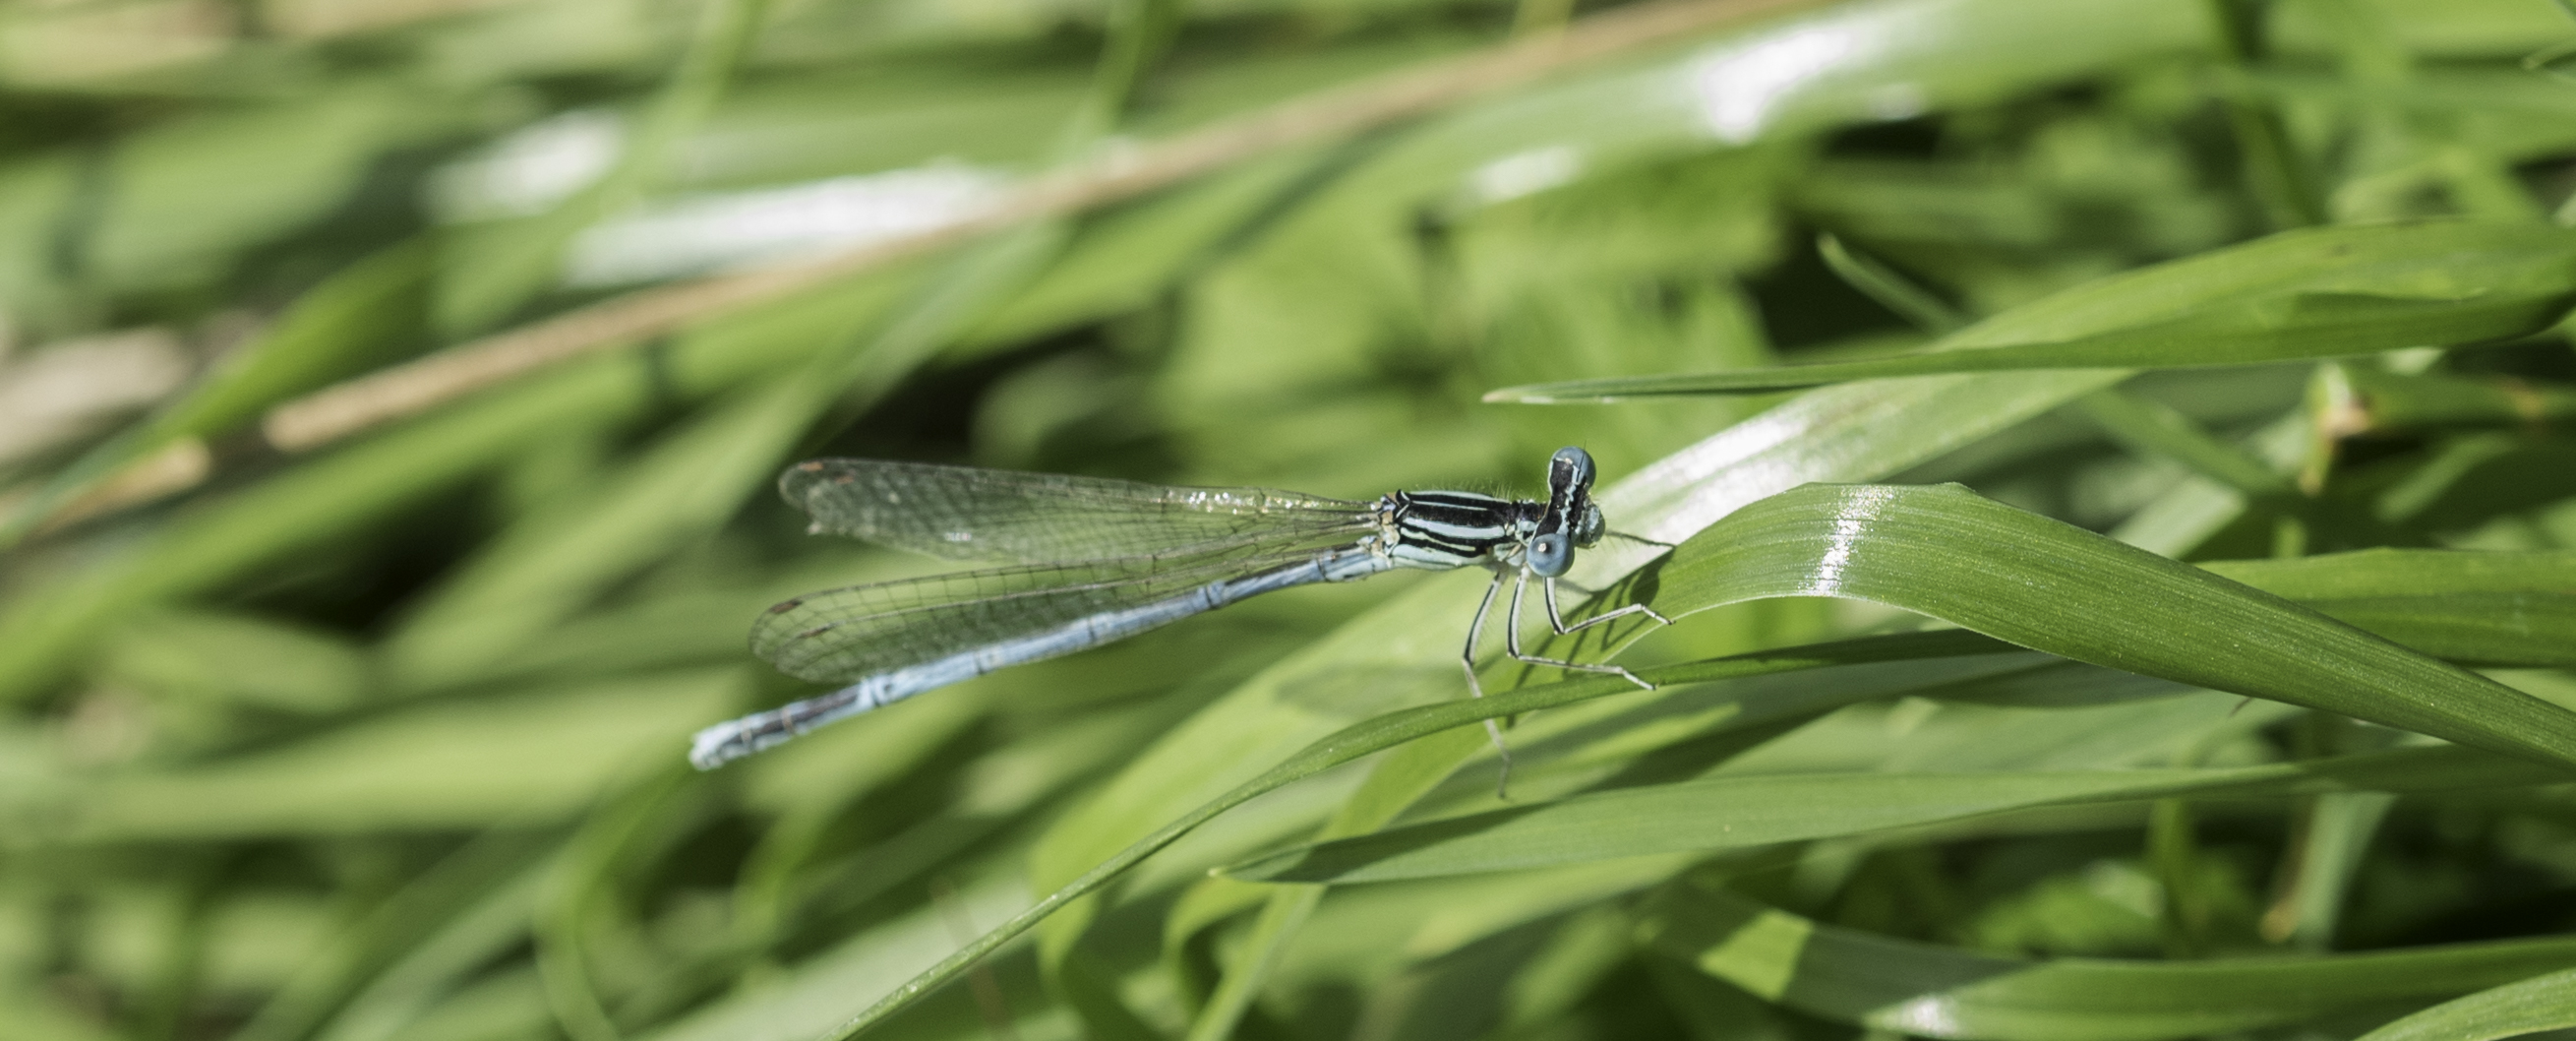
[{"x1": 5, "y1": 0, "x2": 2576, "y2": 1038}]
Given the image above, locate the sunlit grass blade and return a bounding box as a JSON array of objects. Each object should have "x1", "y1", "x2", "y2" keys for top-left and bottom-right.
[
  {"x1": 1180, "y1": 722, "x2": 1492, "y2": 1040},
  {"x1": 1647, "y1": 484, "x2": 2576, "y2": 766},
  {"x1": 2353, "y1": 966, "x2": 2576, "y2": 1041},
  {"x1": 1486, "y1": 221, "x2": 2576, "y2": 401},
  {"x1": 1228, "y1": 544, "x2": 2576, "y2": 882}
]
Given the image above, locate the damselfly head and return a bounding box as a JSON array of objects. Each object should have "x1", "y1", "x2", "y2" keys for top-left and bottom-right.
[
  {"x1": 1549, "y1": 446, "x2": 1596, "y2": 494},
  {"x1": 1528, "y1": 447, "x2": 1600, "y2": 578}
]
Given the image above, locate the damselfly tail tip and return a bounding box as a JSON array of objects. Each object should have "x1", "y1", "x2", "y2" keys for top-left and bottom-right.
[{"x1": 689, "y1": 721, "x2": 754, "y2": 770}]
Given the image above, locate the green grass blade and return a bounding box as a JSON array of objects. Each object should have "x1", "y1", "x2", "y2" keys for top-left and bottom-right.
[
  {"x1": 231, "y1": 830, "x2": 557, "y2": 1041},
  {"x1": 1486, "y1": 221, "x2": 2576, "y2": 401},
  {"x1": 811, "y1": 638, "x2": 2003, "y2": 1039},
  {"x1": 2071, "y1": 388, "x2": 2297, "y2": 501},
  {"x1": 1222, "y1": 748, "x2": 2548, "y2": 884},
  {"x1": 383, "y1": 375, "x2": 829, "y2": 688},
  {"x1": 1178, "y1": 723, "x2": 1491, "y2": 1040},
  {"x1": 2201, "y1": 549, "x2": 2576, "y2": 666},
  {"x1": 1647, "y1": 484, "x2": 2576, "y2": 766},
  {"x1": 1816, "y1": 232, "x2": 1965, "y2": 334},
  {"x1": 2353, "y1": 966, "x2": 2576, "y2": 1041},
  {"x1": 29, "y1": 670, "x2": 741, "y2": 840},
  {"x1": 1641, "y1": 884, "x2": 2576, "y2": 1041}
]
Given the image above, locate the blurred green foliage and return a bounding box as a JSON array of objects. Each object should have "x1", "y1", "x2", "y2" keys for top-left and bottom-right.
[{"x1": 4, "y1": 0, "x2": 2576, "y2": 1038}]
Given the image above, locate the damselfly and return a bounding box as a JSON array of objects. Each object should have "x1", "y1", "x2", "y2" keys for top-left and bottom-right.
[{"x1": 689, "y1": 447, "x2": 1669, "y2": 772}]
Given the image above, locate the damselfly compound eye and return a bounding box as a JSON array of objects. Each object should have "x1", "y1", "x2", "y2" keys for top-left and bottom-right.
[
  {"x1": 1575, "y1": 504, "x2": 1605, "y2": 547},
  {"x1": 1528, "y1": 534, "x2": 1573, "y2": 577}
]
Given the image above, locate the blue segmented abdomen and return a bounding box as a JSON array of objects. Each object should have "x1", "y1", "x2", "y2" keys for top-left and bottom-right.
[{"x1": 689, "y1": 547, "x2": 1394, "y2": 768}]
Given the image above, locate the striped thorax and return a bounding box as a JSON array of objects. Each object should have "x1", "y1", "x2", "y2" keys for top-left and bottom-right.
[
  {"x1": 1370, "y1": 491, "x2": 1536, "y2": 570},
  {"x1": 1366, "y1": 446, "x2": 1607, "y2": 576}
]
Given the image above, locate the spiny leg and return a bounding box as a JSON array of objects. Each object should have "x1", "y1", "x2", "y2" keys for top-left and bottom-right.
[
  {"x1": 1547, "y1": 576, "x2": 1604, "y2": 597},
  {"x1": 1459, "y1": 569, "x2": 1514, "y2": 796},
  {"x1": 1505, "y1": 570, "x2": 1655, "y2": 692},
  {"x1": 1542, "y1": 575, "x2": 1673, "y2": 636}
]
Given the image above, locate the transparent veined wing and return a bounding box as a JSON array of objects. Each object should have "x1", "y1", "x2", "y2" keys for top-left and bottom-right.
[
  {"x1": 751, "y1": 539, "x2": 1366, "y2": 684},
  {"x1": 780, "y1": 459, "x2": 1375, "y2": 564}
]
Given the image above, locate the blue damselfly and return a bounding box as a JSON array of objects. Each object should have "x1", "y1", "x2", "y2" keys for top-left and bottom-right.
[{"x1": 689, "y1": 447, "x2": 1667, "y2": 773}]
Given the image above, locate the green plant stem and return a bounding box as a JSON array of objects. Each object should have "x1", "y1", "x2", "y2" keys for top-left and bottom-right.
[
  {"x1": 1817, "y1": 233, "x2": 1965, "y2": 334},
  {"x1": 2150, "y1": 798, "x2": 2205, "y2": 958},
  {"x1": 2205, "y1": 0, "x2": 2326, "y2": 227}
]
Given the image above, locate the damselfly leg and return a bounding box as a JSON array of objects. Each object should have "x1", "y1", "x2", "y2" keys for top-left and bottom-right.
[
  {"x1": 1458, "y1": 570, "x2": 1514, "y2": 794},
  {"x1": 1539, "y1": 575, "x2": 1674, "y2": 638},
  {"x1": 1460, "y1": 564, "x2": 1671, "y2": 798},
  {"x1": 1503, "y1": 569, "x2": 1664, "y2": 691}
]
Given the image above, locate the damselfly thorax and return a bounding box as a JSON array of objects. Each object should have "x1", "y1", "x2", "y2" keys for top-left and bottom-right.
[
  {"x1": 690, "y1": 447, "x2": 1665, "y2": 786},
  {"x1": 1367, "y1": 491, "x2": 1536, "y2": 570}
]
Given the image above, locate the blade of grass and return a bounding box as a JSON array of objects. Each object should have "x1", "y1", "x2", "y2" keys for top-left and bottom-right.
[
  {"x1": 813, "y1": 635, "x2": 2001, "y2": 1039},
  {"x1": 1644, "y1": 484, "x2": 2576, "y2": 766},
  {"x1": 230, "y1": 830, "x2": 557, "y2": 1041},
  {"x1": 2352, "y1": 966, "x2": 2576, "y2": 1041},
  {"x1": 2201, "y1": 548, "x2": 2576, "y2": 666},
  {"x1": 1222, "y1": 747, "x2": 2547, "y2": 884},
  {"x1": 2072, "y1": 387, "x2": 2298, "y2": 501},
  {"x1": 1642, "y1": 883, "x2": 2576, "y2": 1041},
  {"x1": 1178, "y1": 725, "x2": 1489, "y2": 1041},
  {"x1": 1485, "y1": 221, "x2": 2576, "y2": 401},
  {"x1": 1817, "y1": 232, "x2": 1966, "y2": 334}
]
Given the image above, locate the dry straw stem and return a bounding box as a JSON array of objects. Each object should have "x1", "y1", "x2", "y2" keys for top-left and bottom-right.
[
  {"x1": 79, "y1": 0, "x2": 1824, "y2": 520},
  {"x1": 264, "y1": 0, "x2": 1824, "y2": 450}
]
